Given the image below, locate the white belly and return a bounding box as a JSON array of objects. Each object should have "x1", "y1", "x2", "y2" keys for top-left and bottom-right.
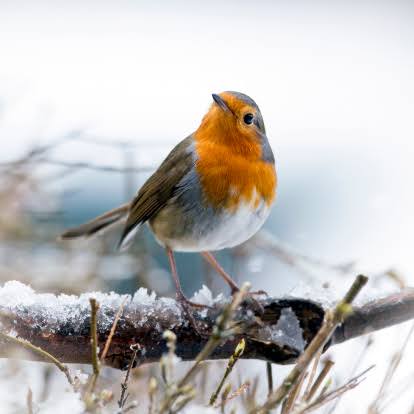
[{"x1": 166, "y1": 198, "x2": 271, "y2": 252}]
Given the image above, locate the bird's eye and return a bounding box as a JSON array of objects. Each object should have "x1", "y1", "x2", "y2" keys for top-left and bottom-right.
[{"x1": 243, "y1": 113, "x2": 254, "y2": 125}]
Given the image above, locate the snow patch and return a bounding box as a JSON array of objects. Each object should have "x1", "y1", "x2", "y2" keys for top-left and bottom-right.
[
  {"x1": 259, "y1": 307, "x2": 306, "y2": 353},
  {"x1": 191, "y1": 285, "x2": 226, "y2": 318},
  {"x1": 287, "y1": 281, "x2": 335, "y2": 308},
  {"x1": 191, "y1": 284, "x2": 225, "y2": 306},
  {"x1": 38, "y1": 391, "x2": 85, "y2": 414},
  {"x1": 0, "y1": 281, "x2": 183, "y2": 334},
  {"x1": 132, "y1": 287, "x2": 157, "y2": 305}
]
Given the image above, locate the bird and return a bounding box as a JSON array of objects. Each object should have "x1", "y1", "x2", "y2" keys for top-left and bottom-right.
[{"x1": 60, "y1": 91, "x2": 277, "y2": 313}]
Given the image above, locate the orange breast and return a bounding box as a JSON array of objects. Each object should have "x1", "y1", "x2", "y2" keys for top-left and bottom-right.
[{"x1": 194, "y1": 140, "x2": 277, "y2": 211}]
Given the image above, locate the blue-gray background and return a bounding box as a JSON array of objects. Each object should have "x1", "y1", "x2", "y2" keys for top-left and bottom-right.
[{"x1": 0, "y1": 1, "x2": 413, "y2": 412}]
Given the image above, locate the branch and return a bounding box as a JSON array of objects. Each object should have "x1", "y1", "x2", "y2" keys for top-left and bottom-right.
[
  {"x1": 0, "y1": 281, "x2": 412, "y2": 369},
  {"x1": 34, "y1": 158, "x2": 154, "y2": 174},
  {"x1": 331, "y1": 288, "x2": 414, "y2": 345}
]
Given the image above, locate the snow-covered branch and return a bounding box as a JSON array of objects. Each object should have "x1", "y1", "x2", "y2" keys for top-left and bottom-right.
[{"x1": 0, "y1": 281, "x2": 412, "y2": 370}]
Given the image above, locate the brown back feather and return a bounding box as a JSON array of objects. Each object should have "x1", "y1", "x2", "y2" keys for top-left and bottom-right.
[
  {"x1": 118, "y1": 136, "x2": 194, "y2": 248},
  {"x1": 59, "y1": 203, "x2": 130, "y2": 239}
]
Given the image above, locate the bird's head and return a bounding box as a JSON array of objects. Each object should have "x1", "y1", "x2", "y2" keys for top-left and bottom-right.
[
  {"x1": 210, "y1": 91, "x2": 266, "y2": 134},
  {"x1": 195, "y1": 91, "x2": 271, "y2": 161}
]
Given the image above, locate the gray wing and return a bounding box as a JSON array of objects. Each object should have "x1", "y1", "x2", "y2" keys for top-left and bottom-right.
[{"x1": 118, "y1": 135, "x2": 195, "y2": 249}]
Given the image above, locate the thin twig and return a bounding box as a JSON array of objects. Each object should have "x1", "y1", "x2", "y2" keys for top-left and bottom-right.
[
  {"x1": 100, "y1": 297, "x2": 128, "y2": 362},
  {"x1": 115, "y1": 401, "x2": 138, "y2": 414},
  {"x1": 314, "y1": 378, "x2": 330, "y2": 401},
  {"x1": 326, "y1": 335, "x2": 373, "y2": 414},
  {"x1": 161, "y1": 330, "x2": 177, "y2": 386},
  {"x1": 251, "y1": 274, "x2": 368, "y2": 414},
  {"x1": 27, "y1": 387, "x2": 33, "y2": 414},
  {"x1": 216, "y1": 382, "x2": 250, "y2": 409},
  {"x1": 294, "y1": 365, "x2": 374, "y2": 414},
  {"x1": 305, "y1": 359, "x2": 334, "y2": 402},
  {"x1": 0, "y1": 131, "x2": 80, "y2": 171},
  {"x1": 266, "y1": 362, "x2": 273, "y2": 397},
  {"x1": 159, "y1": 282, "x2": 251, "y2": 412},
  {"x1": 252, "y1": 231, "x2": 355, "y2": 278},
  {"x1": 89, "y1": 298, "x2": 100, "y2": 392},
  {"x1": 118, "y1": 344, "x2": 140, "y2": 409},
  {"x1": 72, "y1": 133, "x2": 171, "y2": 149},
  {"x1": 35, "y1": 158, "x2": 154, "y2": 174},
  {"x1": 0, "y1": 331, "x2": 74, "y2": 386},
  {"x1": 219, "y1": 383, "x2": 232, "y2": 413},
  {"x1": 148, "y1": 377, "x2": 158, "y2": 414},
  {"x1": 379, "y1": 372, "x2": 414, "y2": 411},
  {"x1": 170, "y1": 390, "x2": 196, "y2": 414},
  {"x1": 369, "y1": 322, "x2": 414, "y2": 413},
  {"x1": 178, "y1": 282, "x2": 250, "y2": 389},
  {"x1": 209, "y1": 338, "x2": 246, "y2": 405},
  {"x1": 243, "y1": 376, "x2": 259, "y2": 412},
  {"x1": 303, "y1": 349, "x2": 322, "y2": 398},
  {"x1": 282, "y1": 371, "x2": 308, "y2": 414}
]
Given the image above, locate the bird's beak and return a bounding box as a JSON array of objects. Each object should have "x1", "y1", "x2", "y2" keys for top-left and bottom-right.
[{"x1": 212, "y1": 93, "x2": 231, "y2": 114}]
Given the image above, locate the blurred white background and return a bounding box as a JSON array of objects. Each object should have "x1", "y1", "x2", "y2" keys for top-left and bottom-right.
[{"x1": 1, "y1": 1, "x2": 414, "y2": 413}]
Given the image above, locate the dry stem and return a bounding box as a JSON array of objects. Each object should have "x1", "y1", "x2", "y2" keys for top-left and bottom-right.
[
  {"x1": 0, "y1": 331, "x2": 74, "y2": 386},
  {"x1": 27, "y1": 388, "x2": 33, "y2": 414},
  {"x1": 282, "y1": 371, "x2": 307, "y2": 413},
  {"x1": 252, "y1": 274, "x2": 368, "y2": 413},
  {"x1": 305, "y1": 359, "x2": 334, "y2": 402},
  {"x1": 294, "y1": 365, "x2": 374, "y2": 414},
  {"x1": 100, "y1": 297, "x2": 127, "y2": 362},
  {"x1": 368, "y1": 322, "x2": 414, "y2": 413},
  {"x1": 266, "y1": 362, "x2": 273, "y2": 397},
  {"x1": 303, "y1": 349, "x2": 322, "y2": 398},
  {"x1": 159, "y1": 282, "x2": 251, "y2": 412},
  {"x1": 89, "y1": 298, "x2": 100, "y2": 392},
  {"x1": 118, "y1": 344, "x2": 140, "y2": 409},
  {"x1": 209, "y1": 338, "x2": 246, "y2": 406}
]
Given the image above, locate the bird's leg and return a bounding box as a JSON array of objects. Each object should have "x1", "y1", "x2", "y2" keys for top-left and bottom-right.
[
  {"x1": 166, "y1": 248, "x2": 210, "y2": 336},
  {"x1": 200, "y1": 251, "x2": 240, "y2": 294},
  {"x1": 201, "y1": 251, "x2": 267, "y2": 314},
  {"x1": 166, "y1": 248, "x2": 207, "y2": 308}
]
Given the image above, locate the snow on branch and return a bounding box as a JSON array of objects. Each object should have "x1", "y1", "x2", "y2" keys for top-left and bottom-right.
[{"x1": 0, "y1": 281, "x2": 412, "y2": 370}]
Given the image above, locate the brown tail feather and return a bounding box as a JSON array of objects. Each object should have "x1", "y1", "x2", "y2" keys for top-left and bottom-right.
[{"x1": 59, "y1": 203, "x2": 130, "y2": 240}]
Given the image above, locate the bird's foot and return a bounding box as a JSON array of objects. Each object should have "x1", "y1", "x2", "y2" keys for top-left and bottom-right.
[
  {"x1": 176, "y1": 293, "x2": 211, "y2": 337},
  {"x1": 230, "y1": 287, "x2": 267, "y2": 315},
  {"x1": 177, "y1": 293, "x2": 212, "y2": 309},
  {"x1": 230, "y1": 286, "x2": 268, "y2": 297},
  {"x1": 249, "y1": 289, "x2": 268, "y2": 297}
]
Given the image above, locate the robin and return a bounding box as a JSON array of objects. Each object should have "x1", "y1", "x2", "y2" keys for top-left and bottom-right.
[{"x1": 60, "y1": 91, "x2": 277, "y2": 311}]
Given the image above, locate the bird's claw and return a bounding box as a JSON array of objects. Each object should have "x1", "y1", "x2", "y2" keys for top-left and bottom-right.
[
  {"x1": 230, "y1": 288, "x2": 267, "y2": 315},
  {"x1": 176, "y1": 293, "x2": 211, "y2": 337}
]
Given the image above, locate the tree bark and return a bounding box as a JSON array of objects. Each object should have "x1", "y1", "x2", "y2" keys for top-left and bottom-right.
[{"x1": 0, "y1": 285, "x2": 412, "y2": 370}]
